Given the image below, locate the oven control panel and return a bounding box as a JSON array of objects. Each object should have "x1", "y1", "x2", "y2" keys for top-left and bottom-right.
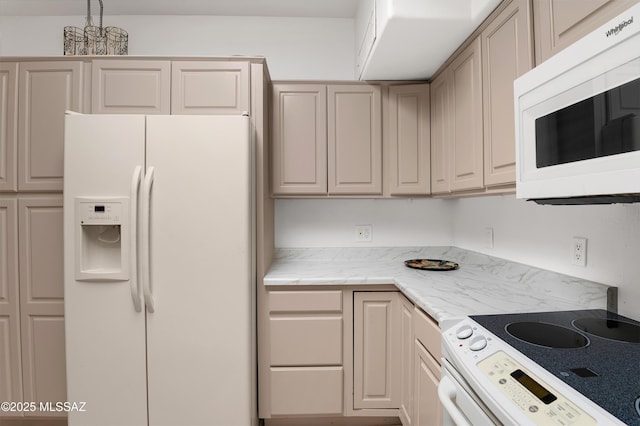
[
  {"x1": 441, "y1": 318, "x2": 620, "y2": 425},
  {"x1": 477, "y1": 351, "x2": 596, "y2": 425}
]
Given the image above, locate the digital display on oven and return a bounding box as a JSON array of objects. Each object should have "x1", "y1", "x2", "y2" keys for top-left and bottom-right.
[{"x1": 511, "y1": 369, "x2": 557, "y2": 404}]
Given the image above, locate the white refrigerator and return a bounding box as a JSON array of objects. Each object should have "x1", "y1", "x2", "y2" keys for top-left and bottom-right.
[{"x1": 63, "y1": 113, "x2": 256, "y2": 426}]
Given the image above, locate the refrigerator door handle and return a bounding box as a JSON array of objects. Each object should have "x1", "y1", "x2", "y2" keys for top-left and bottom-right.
[
  {"x1": 130, "y1": 166, "x2": 143, "y2": 312},
  {"x1": 142, "y1": 166, "x2": 156, "y2": 313}
]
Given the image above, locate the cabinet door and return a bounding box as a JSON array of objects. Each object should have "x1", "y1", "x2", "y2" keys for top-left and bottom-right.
[
  {"x1": 0, "y1": 197, "x2": 22, "y2": 408},
  {"x1": 533, "y1": 0, "x2": 636, "y2": 64},
  {"x1": 430, "y1": 73, "x2": 451, "y2": 194},
  {"x1": 413, "y1": 340, "x2": 442, "y2": 426},
  {"x1": 18, "y1": 61, "x2": 83, "y2": 191},
  {"x1": 0, "y1": 63, "x2": 18, "y2": 192},
  {"x1": 171, "y1": 61, "x2": 249, "y2": 114},
  {"x1": 353, "y1": 291, "x2": 400, "y2": 409},
  {"x1": 399, "y1": 294, "x2": 414, "y2": 426},
  {"x1": 450, "y1": 37, "x2": 484, "y2": 192},
  {"x1": 328, "y1": 85, "x2": 382, "y2": 195},
  {"x1": 387, "y1": 84, "x2": 431, "y2": 196},
  {"x1": 18, "y1": 195, "x2": 66, "y2": 415},
  {"x1": 92, "y1": 59, "x2": 170, "y2": 114},
  {"x1": 482, "y1": 0, "x2": 534, "y2": 186},
  {"x1": 272, "y1": 84, "x2": 327, "y2": 195}
]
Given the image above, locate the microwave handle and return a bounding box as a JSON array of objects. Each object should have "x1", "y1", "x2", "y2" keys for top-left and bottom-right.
[{"x1": 438, "y1": 375, "x2": 473, "y2": 426}]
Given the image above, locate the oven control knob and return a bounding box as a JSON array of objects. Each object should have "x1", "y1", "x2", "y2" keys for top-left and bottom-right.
[
  {"x1": 469, "y1": 336, "x2": 488, "y2": 351},
  {"x1": 456, "y1": 325, "x2": 473, "y2": 339}
]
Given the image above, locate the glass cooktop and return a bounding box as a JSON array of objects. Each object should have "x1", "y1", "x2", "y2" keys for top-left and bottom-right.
[{"x1": 471, "y1": 309, "x2": 640, "y2": 425}]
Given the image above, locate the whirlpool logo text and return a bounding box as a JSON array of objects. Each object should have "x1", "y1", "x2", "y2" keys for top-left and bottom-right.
[{"x1": 605, "y1": 16, "x2": 634, "y2": 37}]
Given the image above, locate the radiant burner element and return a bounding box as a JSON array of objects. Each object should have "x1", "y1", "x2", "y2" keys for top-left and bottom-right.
[
  {"x1": 505, "y1": 322, "x2": 589, "y2": 349},
  {"x1": 573, "y1": 318, "x2": 640, "y2": 343}
]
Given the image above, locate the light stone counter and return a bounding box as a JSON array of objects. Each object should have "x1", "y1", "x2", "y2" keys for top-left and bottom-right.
[{"x1": 263, "y1": 247, "x2": 611, "y2": 324}]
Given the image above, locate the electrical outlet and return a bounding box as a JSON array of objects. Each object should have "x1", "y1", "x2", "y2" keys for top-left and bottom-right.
[
  {"x1": 484, "y1": 227, "x2": 494, "y2": 249},
  {"x1": 355, "y1": 225, "x2": 372, "y2": 242},
  {"x1": 572, "y1": 237, "x2": 587, "y2": 267}
]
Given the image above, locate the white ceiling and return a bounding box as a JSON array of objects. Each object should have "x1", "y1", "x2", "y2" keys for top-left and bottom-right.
[{"x1": 0, "y1": 0, "x2": 361, "y2": 17}]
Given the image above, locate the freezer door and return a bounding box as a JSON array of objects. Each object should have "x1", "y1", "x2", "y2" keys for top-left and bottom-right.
[
  {"x1": 63, "y1": 114, "x2": 148, "y2": 426},
  {"x1": 144, "y1": 115, "x2": 255, "y2": 426}
]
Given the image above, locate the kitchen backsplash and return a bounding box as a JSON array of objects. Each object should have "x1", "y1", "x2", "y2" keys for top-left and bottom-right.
[{"x1": 275, "y1": 195, "x2": 640, "y2": 319}]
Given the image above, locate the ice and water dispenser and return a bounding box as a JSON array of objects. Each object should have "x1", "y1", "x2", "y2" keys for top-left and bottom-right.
[{"x1": 75, "y1": 197, "x2": 130, "y2": 281}]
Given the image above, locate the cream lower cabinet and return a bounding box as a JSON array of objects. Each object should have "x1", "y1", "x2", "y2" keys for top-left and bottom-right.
[
  {"x1": 0, "y1": 196, "x2": 21, "y2": 408},
  {"x1": 533, "y1": 0, "x2": 637, "y2": 64},
  {"x1": 261, "y1": 288, "x2": 441, "y2": 425},
  {"x1": 397, "y1": 297, "x2": 442, "y2": 426},
  {"x1": 0, "y1": 195, "x2": 66, "y2": 417},
  {"x1": 411, "y1": 307, "x2": 442, "y2": 426},
  {"x1": 18, "y1": 195, "x2": 66, "y2": 416},
  {"x1": 398, "y1": 294, "x2": 415, "y2": 425},
  {"x1": 353, "y1": 291, "x2": 401, "y2": 410},
  {"x1": 262, "y1": 287, "x2": 405, "y2": 423},
  {"x1": 268, "y1": 290, "x2": 344, "y2": 416}
]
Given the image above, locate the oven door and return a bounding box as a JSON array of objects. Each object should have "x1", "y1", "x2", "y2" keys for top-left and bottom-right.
[{"x1": 438, "y1": 359, "x2": 502, "y2": 426}]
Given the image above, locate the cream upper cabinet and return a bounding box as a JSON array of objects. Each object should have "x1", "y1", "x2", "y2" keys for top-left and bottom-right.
[
  {"x1": 353, "y1": 291, "x2": 401, "y2": 410},
  {"x1": 430, "y1": 37, "x2": 483, "y2": 194},
  {"x1": 0, "y1": 63, "x2": 18, "y2": 192},
  {"x1": 449, "y1": 37, "x2": 484, "y2": 192},
  {"x1": 18, "y1": 61, "x2": 83, "y2": 192},
  {"x1": 0, "y1": 197, "x2": 22, "y2": 407},
  {"x1": 328, "y1": 85, "x2": 382, "y2": 195},
  {"x1": 18, "y1": 195, "x2": 67, "y2": 415},
  {"x1": 482, "y1": 0, "x2": 534, "y2": 187},
  {"x1": 533, "y1": 0, "x2": 637, "y2": 64},
  {"x1": 92, "y1": 59, "x2": 171, "y2": 114},
  {"x1": 430, "y1": 73, "x2": 451, "y2": 194},
  {"x1": 386, "y1": 84, "x2": 431, "y2": 196},
  {"x1": 272, "y1": 84, "x2": 328, "y2": 195},
  {"x1": 171, "y1": 61, "x2": 249, "y2": 114}
]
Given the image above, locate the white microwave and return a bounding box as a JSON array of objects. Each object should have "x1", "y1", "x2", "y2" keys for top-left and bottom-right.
[{"x1": 514, "y1": 3, "x2": 640, "y2": 204}]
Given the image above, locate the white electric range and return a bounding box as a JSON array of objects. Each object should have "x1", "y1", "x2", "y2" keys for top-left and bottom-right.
[{"x1": 439, "y1": 309, "x2": 640, "y2": 426}]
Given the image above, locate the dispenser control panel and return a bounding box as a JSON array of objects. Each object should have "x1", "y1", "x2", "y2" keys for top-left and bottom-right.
[{"x1": 78, "y1": 200, "x2": 124, "y2": 225}]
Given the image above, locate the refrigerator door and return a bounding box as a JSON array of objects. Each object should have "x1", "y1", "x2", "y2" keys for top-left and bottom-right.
[
  {"x1": 63, "y1": 114, "x2": 148, "y2": 426},
  {"x1": 144, "y1": 115, "x2": 254, "y2": 426}
]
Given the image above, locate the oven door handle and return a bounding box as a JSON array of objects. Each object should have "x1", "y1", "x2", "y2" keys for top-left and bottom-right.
[{"x1": 438, "y1": 375, "x2": 473, "y2": 426}]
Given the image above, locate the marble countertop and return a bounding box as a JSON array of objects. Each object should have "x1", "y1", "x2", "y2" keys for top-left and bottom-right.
[{"x1": 263, "y1": 246, "x2": 611, "y2": 324}]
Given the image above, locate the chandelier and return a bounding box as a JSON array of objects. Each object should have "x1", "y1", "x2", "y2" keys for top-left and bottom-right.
[{"x1": 64, "y1": 0, "x2": 128, "y2": 56}]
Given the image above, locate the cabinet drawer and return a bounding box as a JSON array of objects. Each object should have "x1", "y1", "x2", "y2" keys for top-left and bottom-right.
[
  {"x1": 270, "y1": 317, "x2": 342, "y2": 365},
  {"x1": 269, "y1": 290, "x2": 342, "y2": 313},
  {"x1": 270, "y1": 367, "x2": 343, "y2": 416},
  {"x1": 413, "y1": 307, "x2": 441, "y2": 362}
]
